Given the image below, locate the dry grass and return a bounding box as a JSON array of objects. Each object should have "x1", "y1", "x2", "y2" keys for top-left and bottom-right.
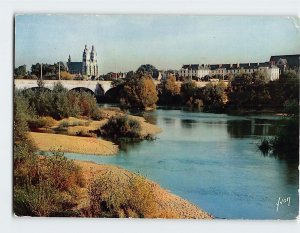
[
  {"x1": 29, "y1": 132, "x2": 118, "y2": 155},
  {"x1": 75, "y1": 160, "x2": 212, "y2": 219}
]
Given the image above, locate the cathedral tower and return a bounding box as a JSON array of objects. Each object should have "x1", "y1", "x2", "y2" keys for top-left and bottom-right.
[
  {"x1": 82, "y1": 45, "x2": 91, "y2": 75},
  {"x1": 90, "y1": 45, "x2": 98, "y2": 76}
]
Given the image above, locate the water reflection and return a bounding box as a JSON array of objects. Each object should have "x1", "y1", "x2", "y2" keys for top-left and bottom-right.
[
  {"x1": 180, "y1": 119, "x2": 198, "y2": 128},
  {"x1": 163, "y1": 117, "x2": 176, "y2": 126},
  {"x1": 227, "y1": 119, "x2": 278, "y2": 138},
  {"x1": 117, "y1": 139, "x2": 144, "y2": 153},
  {"x1": 142, "y1": 113, "x2": 158, "y2": 125}
]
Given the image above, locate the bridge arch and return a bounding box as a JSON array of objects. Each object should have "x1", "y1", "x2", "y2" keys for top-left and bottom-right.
[
  {"x1": 104, "y1": 85, "x2": 122, "y2": 103},
  {"x1": 69, "y1": 87, "x2": 95, "y2": 96}
]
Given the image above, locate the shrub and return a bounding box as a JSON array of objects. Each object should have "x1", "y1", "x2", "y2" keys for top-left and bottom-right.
[
  {"x1": 28, "y1": 116, "x2": 56, "y2": 130},
  {"x1": 14, "y1": 149, "x2": 85, "y2": 216},
  {"x1": 75, "y1": 129, "x2": 97, "y2": 138},
  {"x1": 91, "y1": 108, "x2": 105, "y2": 121},
  {"x1": 100, "y1": 115, "x2": 141, "y2": 139},
  {"x1": 88, "y1": 172, "x2": 158, "y2": 218},
  {"x1": 258, "y1": 138, "x2": 271, "y2": 155}
]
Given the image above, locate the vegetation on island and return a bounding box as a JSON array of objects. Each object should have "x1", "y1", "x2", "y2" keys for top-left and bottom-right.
[{"x1": 100, "y1": 115, "x2": 142, "y2": 140}]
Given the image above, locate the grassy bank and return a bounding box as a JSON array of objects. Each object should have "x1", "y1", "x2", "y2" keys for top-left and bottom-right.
[{"x1": 29, "y1": 132, "x2": 118, "y2": 155}]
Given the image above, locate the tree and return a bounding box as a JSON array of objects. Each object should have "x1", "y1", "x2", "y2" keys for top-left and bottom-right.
[
  {"x1": 202, "y1": 81, "x2": 227, "y2": 111},
  {"x1": 227, "y1": 73, "x2": 271, "y2": 109},
  {"x1": 136, "y1": 64, "x2": 159, "y2": 80},
  {"x1": 158, "y1": 74, "x2": 180, "y2": 105},
  {"x1": 14, "y1": 65, "x2": 27, "y2": 77},
  {"x1": 59, "y1": 71, "x2": 73, "y2": 80},
  {"x1": 31, "y1": 63, "x2": 67, "y2": 79},
  {"x1": 180, "y1": 81, "x2": 197, "y2": 105},
  {"x1": 121, "y1": 73, "x2": 158, "y2": 109},
  {"x1": 268, "y1": 71, "x2": 299, "y2": 109}
]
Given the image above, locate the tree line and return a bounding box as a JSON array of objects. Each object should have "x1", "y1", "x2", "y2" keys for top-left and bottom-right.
[{"x1": 106, "y1": 69, "x2": 299, "y2": 113}]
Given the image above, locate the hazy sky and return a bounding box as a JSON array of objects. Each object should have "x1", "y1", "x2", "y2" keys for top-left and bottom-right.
[{"x1": 15, "y1": 15, "x2": 300, "y2": 74}]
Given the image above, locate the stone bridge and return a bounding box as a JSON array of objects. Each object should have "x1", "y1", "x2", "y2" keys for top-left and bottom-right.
[
  {"x1": 14, "y1": 79, "x2": 113, "y2": 96},
  {"x1": 14, "y1": 79, "x2": 214, "y2": 96}
]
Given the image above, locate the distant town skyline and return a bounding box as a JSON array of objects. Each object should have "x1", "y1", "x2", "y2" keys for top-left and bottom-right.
[{"x1": 15, "y1": 15, "x2": 300, "y2": 74}]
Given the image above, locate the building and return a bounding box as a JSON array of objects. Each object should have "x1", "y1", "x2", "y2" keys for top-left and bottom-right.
[
  {"x1": 178, "y1": 64, "x2": 210, "y2": 80},
  {"x1": 179, "y1": 61, "x2": 280, "y2": 81},
  {"x1": 67, "y1": 45, "x2": 99, "y2": 77},
  {"x1": 269, "y1": 54, "x2": 300, "y2": 73}
]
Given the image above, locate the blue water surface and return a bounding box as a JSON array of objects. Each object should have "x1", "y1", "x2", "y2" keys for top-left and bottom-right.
[{"x1": 64, "y1": 109, "x2": 299, "y2": 219}]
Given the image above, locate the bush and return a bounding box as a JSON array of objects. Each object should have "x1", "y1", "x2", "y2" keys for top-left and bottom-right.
[
  {"x1": 100, "y1": 115, "x2": 141, "y2": 139},
  {"x1": 28, "y1": 116, "x2": 56, "y2": 130},
  {"x1": 14, "y1": 148, "x2": 85, "y2": 216},
  {"x1": 88, "y1": 172, "x2": 158, "y2": 218}
]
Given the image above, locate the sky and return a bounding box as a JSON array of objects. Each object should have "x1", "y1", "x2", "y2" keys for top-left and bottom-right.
[{"x1": 15, "y1": 15, "x2": 300, "y2": 74}]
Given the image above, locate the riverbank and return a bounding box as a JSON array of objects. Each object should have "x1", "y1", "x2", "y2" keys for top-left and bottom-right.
[
  {"x1": 29, "y1": 132, "x2": 118, "y2": 155},
  {"x1": 74, "y1": 160, "x2": 212, "y2": 219},
  {"x1": 29, "y1": 109, "x2": 162, "y2": 155}
]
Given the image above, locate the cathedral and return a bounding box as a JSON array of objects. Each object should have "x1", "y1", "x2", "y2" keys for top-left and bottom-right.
[{"x1": 67, "y1": 45, "x2": 99, "y2": 76}]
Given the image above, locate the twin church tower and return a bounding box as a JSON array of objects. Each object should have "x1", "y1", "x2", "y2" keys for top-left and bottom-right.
[{"x1": 67, "y1": 45, "x2": 99, "y2": 76}]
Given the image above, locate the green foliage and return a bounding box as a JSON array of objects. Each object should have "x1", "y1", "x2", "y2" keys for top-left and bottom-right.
[
  {"x1": 179, "y1": 81, "x2": 226, "y2": 111},
  {"x1": 88, "y1": 172, "x2": 158, "y2": 218},
  {"x1": 136, "y1": 64, "x2": 159, "y2": 80},
  {"x1": 268, "y1": 71, "x2": 299, "y2": 109},
  {"x1": 28, "y1": 116, "x2": 56, "y2": 130},
  {"x1": 31, "y1": 62, "x2": 67, "y2": 79},
  {"x1": 100, "y1": 115, "x2": 142, "y2": 139},
  {"x1": 111, "y1": 78, "x2": 125, "y2": 87},
  {"x1": 201, "y1": 81, "x2": 227, "y2": 111},
  {"x1": 121, "y1": 74, "x2": 158, "y2": 109},
  {"x1": 14, "y1": 91, "x2": 37, "y2": 142},
  {"x1": 258, "y1": 99, "x2": 299, "y2": 161},
  {"x1": 14, "y1": 91, "x2": 86, "y2": 217},
  {"x1": 228, "y1": 70, "x2": 299, "y2": 111},
  {"x1": 180, "y1": 81, "x2": 198, "y2": 105},
  {"x1": 227, "y1": 72, "x2": 271, "y2": 109},
  {"x1": 14, "y1": 65, "x2": 27, "y2": 77},
  {"x1": 21, "y1": 83, "x2": 102, "y2": 120}
]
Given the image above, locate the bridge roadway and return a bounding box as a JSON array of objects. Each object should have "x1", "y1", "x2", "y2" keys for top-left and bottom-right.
[
  {"x1": 14, "y1": 79, "x2": 214, "y2": 95},
  {"x1": 14, "y1": 79, "x2": 113, "y2": 95}
]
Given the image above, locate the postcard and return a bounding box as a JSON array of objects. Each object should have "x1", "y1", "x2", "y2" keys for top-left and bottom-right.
[{"x1": 13, "y1": 15, "x2": 299, "y2": 219}]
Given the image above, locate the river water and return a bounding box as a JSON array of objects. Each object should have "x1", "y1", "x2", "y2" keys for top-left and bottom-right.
[{"x1": 64, "y1": 108, "x2": 299, "y2": 219}]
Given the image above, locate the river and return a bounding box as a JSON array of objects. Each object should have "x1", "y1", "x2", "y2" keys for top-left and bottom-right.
[{"x1": 64, "y1": 108, "x2": 299, "y2": 219}]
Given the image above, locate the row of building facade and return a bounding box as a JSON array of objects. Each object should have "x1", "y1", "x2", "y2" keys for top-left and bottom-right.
[
  {"x1": 178, "y1": 55, "x2": 300, "y2": 82},
  {"x1": 178, "y1": 62, "x2": 280, "y2": 81}
]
